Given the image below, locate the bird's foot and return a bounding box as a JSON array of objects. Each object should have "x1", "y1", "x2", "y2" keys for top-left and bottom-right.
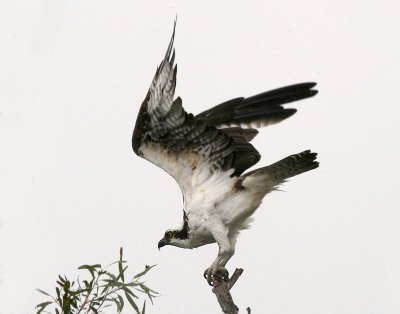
[{"x1": 203, "y1": 266, "x2": 229, "y2": 286}]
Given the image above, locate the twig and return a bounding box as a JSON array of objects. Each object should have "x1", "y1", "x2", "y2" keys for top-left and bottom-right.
[
  {"x1": 227, "y1": 268, "x2": 243, "y2": 290},
  {"x1": 211, "y1": 268, "x2": 244, "y2": 314}
]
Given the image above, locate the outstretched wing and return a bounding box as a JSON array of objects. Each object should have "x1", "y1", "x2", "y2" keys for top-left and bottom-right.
[
  {"x1": 132, "y1": 24, "x2": 258, "y2": 198},
  {"x1": 196, "y1": 82, "x2": 317, "y2": 129},
  {"x1": 132, "y1": 24, "x2": 319, "y2": 199}
]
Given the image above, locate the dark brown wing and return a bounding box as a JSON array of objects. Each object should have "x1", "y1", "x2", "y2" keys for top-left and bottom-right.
[
  {"x1": 132, "y1": 23, "x2": 319, "y2": 195},
  {"x1": 132, "y1": 23, "x2": 259, "y2": 199},
  {"x1": 196, "y1": 82, "x2": 318, "y2": 129}
]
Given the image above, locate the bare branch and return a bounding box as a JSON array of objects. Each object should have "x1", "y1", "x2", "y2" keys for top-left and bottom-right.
[
  {"x1": 211, "y1": 268, "x2": 246, "y2": 314},
  {"x1": 227, "y1": 268, "x2": 243, "y2": 290}
]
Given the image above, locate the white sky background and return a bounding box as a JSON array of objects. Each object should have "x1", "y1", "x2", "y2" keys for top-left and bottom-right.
[{"x1": 1, "y1": 1, "x2": 400, "y2": 313}]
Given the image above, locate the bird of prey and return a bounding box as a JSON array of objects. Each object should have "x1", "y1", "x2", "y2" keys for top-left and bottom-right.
[{"x1": 132, "y1": 24, "x2": 319, "y2": 285}]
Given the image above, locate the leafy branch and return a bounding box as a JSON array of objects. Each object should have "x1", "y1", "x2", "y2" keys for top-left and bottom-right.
[{"x1": 36, "y1": 248, "x2": 157, "y2": 314}]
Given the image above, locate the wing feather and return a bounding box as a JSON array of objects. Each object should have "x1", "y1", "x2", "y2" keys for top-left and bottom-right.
[
  {"x1": 132, "y1": 23, "x2": 318, "y2": 202},
  {"x1": 196, "y1": 83, "x2": 318, "y2": 130},
  {"x1": 132, "y1": 23, "x2": 246, "y2": 197}
]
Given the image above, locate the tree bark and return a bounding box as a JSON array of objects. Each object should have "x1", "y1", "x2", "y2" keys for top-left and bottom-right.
[{"x1": 212, "y1": 268, "x2": 250, "y2": 314}]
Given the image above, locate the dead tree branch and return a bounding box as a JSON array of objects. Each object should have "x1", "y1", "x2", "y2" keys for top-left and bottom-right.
[{"x1": 211, "y1": 268, "x2": 250, "y2": 314}]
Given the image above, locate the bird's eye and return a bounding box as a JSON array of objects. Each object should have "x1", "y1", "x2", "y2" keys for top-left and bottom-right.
[{"x1": 166, "y1": 231, "x2": 173, "y2": 239}]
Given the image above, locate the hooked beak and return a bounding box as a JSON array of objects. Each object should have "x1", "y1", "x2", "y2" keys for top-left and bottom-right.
[{"x1": 158, "y1": 237, "x2": 167, "y2": 250}]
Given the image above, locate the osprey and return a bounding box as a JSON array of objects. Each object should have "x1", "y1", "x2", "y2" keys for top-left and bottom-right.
[{"x1": 132, "y1": 24, "x2": 319, "y2": 285}]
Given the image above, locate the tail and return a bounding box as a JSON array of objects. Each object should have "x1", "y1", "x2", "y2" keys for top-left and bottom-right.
[{"x1": 241, "y1": 150, "x2": 319, "y2": 194}]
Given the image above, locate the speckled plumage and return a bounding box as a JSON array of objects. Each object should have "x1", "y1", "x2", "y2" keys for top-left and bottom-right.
[{"x1": 132, "y1": 22, "x2": 319, "y2": 284}]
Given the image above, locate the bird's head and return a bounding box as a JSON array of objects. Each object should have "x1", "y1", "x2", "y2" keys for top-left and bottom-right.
[
  {"x1": 158, "y1": 210, "x2": 190, "y2": 249},
  {"x1": 158, "y1": 224, "x2": 190, "y2": 249}
]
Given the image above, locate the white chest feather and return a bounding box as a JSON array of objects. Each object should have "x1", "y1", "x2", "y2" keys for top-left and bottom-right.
[{"x1": 140, "y1": 142, "x2": 264, "y2": 248}]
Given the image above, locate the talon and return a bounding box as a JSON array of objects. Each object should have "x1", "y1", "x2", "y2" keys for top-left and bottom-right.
[
  {"x1": 207, "y1": 271, "x2": 214, "y2": 286},
  {"x1": 203, "y1": 269, "x2": 208, "y2": 280},
  {"x1": 203, "y1": 267, "x2": 229, "y2": 286},
  {"x1": 214, "y1": 267, "x2": 229, "y2": 281},
  {"x1": 222, "y1": 268, "x2": 229, "y2": 280},
  {"x1": 203, "y1": 268, "x2": 214, "y2": 286}
]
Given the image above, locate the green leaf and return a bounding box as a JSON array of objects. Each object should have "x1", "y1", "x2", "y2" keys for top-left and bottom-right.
[
  {"x1": 36, "y1": 249, "x2": 157, "y2": 314},
  {"x1": 91, "y1": 301, "x2": 101, "y2": 307},
  {"x1": 105, "y1": 272, "x2": 117, "y2": 281},
  {"x1": 64, "y1": 280, "x2": 70, "y2": 291},
  {"x1": 116, "y1": 266, "x2": 128, "y2": 283},
  {"x1": 125, "y1": 291, "x2": 140, "y2": 314},
  {"x1": 83, "y1": 280, "x2": 91, "y2": 288},
  {"x1": 35, "y1": 301, "x2": 52, "y2": 314},
  {"x1": 123, "y1": 281, "x2": 139, "y2": 287},
  {"x1": 78, "y1": 264, "x2": 102, "y2": 270},
  {"x1": 102, "y1": 279, "x2": 114, "y2": 285},
  {"x1": 70, "y1": 301, "x2": 77, "y2": 310},
  {"x1": 140, "y1": 283, "x2": 158, "y2": 295},
  {"x1": 118, "y1": 263, "x2": 126, "y2": 283},
  {"x1": 36, "y1": 289, "x2": 51, "y2": 297},
  {"x1": 122, "y1": 286, "x2": 138, "y2": 298},
  {"x1": 106, "y1": 260, "x2": 127, "y2": 268},
  {"x1": 98, "y1": 270, "x2": 107, "y2": 276},
  {"x1": 133, "y1": 265, "x2": 156, "y2": 279},
  {"x1": 117, "y1": 294, "x2": 125, "y2": 312},
  {"x1": 113, "y1": 297, "x2": 122, "y2": 312},
  {"x1": 103, "y1": 279, "x2": 123, "y2": 288},
  {"x1": 139, "y1": 283, "x2": 149, "y2": 292},
  {"x1": 78, "y1": 264, "x2": 101, "y2": 278},
  {"x1": 142, "y1": 300, "x2": 146, "y2": 314},
  {"x1": 100, "y1": 283, "x2": 111, "y2": 295},
  {"x1": 55, "y1": 287, "x2": 61, "y2": 304}
]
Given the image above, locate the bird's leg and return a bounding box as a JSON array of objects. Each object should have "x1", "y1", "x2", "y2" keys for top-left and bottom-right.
[
  {"x1": 203, "y1": 218, "x2": 233, "y2": 286},
  {"x1": 203, "y1": 251, "x2": 230, "y2": 285},
  {"x1": 207, "y1": 237, "x2": 236, "y2": 284},
  {"x1": 220, "y1": 236, "x2": 236, "y2": 267}
]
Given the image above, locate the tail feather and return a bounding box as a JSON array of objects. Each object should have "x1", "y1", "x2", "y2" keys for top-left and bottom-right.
[{"x1": 241, "y1": 150, "x2": 319, "y2": 194}]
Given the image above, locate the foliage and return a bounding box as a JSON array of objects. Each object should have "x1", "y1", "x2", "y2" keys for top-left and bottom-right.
[{"x1": 36, "y1": 248, "x2": 157, "y2": 314}]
